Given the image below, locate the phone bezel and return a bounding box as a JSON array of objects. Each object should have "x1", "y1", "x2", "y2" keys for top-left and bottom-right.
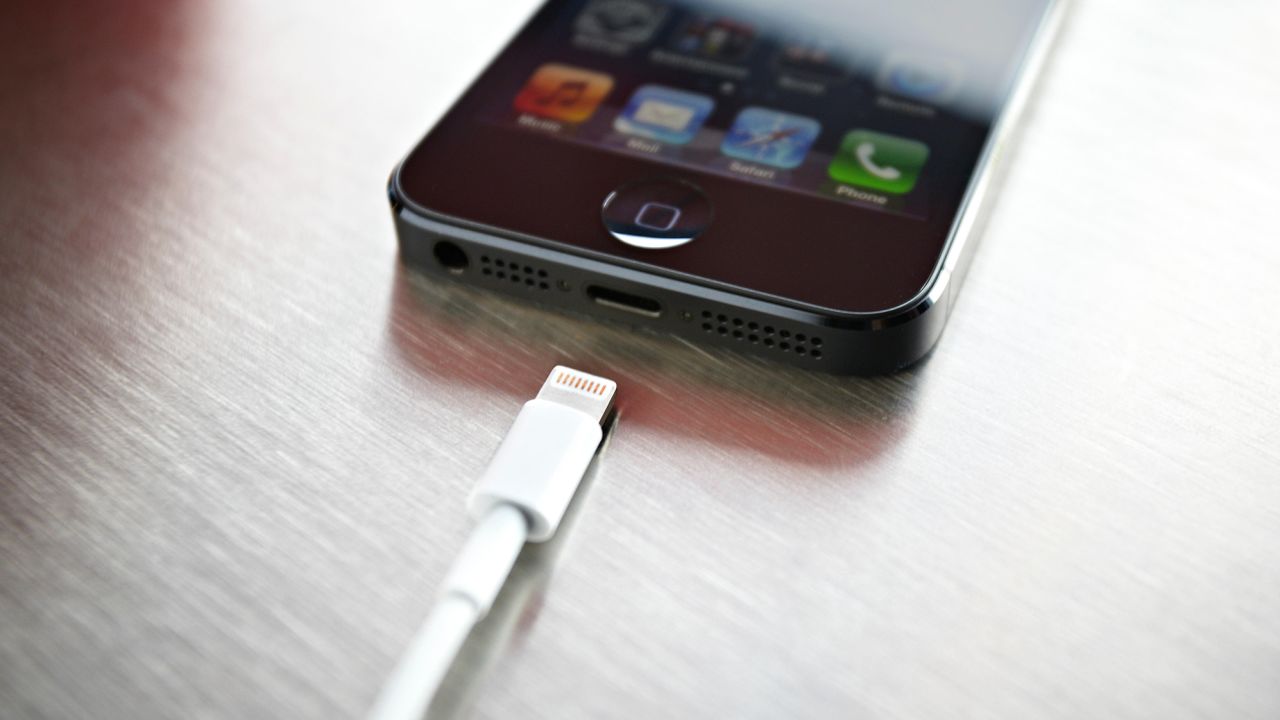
[{"x1": 394, "y1": 0, "x2": 1066, "y2": 326}]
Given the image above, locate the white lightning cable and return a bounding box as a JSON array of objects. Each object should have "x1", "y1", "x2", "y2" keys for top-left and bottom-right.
[{"x1": 367, "y1": 366, "x2": 618, "y2": 720}]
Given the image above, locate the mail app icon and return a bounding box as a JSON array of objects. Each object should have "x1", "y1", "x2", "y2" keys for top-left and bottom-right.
[
  {"x1": 614, "y1": 84, "x2": 715, "y2": 145},
  {"x1": 634, "y1": 100, "x2": 696, "y2": 131}
]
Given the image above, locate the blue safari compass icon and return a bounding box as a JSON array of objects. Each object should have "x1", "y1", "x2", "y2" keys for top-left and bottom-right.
[{"x1": 721, "y1": 107, "x2": 821, "y2": 169}]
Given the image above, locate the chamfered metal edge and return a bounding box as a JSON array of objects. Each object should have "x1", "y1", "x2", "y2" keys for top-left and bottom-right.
[
  {"x1": 935, "y1": 0, "x2": 1071, "y2": 289},
  {"x1": 387, "y1": 0, "x2": 1068, "y2": 332}
]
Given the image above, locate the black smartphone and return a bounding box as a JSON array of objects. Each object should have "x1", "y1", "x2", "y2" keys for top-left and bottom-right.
[{"x1": 390, "y1": 0, "x2": 1064, "y2": 374}]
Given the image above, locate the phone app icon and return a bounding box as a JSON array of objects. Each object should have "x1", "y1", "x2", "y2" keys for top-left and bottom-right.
[
  {"x1": 828, "y1": 130, "x2": 929, "y2": 194},
  {"x1": 574, "y1": 0, "x2": 668, "y2": 46},
  {"x1": 669, "y1": 16, "x2": 755, "y2": 61},
  {"x1": 614, "y1": 85, "x2": 714, "y2": 144},
  {"x1": 721, "y1": 107, "x2": 821, "y2": 169},
  {"x1": 876, "y1": 53, "x2": 962, "y2": 104},
  {"x1": 513, "y1": 64, "x2": 614, "y2": 123}
]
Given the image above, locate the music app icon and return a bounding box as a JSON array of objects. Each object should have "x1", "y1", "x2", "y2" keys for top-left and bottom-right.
[{"x1": 513, "y1": 64, "x2": 614, "y2": 123}]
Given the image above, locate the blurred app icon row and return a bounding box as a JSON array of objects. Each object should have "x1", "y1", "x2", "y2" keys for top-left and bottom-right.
[
  {"x1": 513, "y1": 64, "x2": 928, "y2": 194},
  {"x1": 571, "y1": 0, "x2": 961, "y2": 103}
]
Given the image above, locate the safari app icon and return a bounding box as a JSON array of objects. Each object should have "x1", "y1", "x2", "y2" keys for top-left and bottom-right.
[{"x1": 721, "y1": 107, "x2": 820, "y2": 169}]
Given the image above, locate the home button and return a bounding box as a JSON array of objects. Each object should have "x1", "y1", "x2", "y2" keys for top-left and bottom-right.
[{"x1": 602, "y1": 179, "x2": 712, "y2": 250}]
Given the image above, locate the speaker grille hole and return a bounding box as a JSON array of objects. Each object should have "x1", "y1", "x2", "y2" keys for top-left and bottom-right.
[
  {"x1": 694, "y1": 309, "x2": 824, "y2": 359},
  {"x1": 479, "y1": 254, "x2": 553, "y2": 291}
]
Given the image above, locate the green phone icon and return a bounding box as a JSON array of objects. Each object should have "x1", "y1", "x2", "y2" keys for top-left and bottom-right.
[{"x1": 828, "y1": 130, "x2": 929, "y2": 194}]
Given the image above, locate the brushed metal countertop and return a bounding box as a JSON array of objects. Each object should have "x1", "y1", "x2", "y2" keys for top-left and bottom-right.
[{"x1": 2, "y1": 1, "x2": 1278, "y2": 718}]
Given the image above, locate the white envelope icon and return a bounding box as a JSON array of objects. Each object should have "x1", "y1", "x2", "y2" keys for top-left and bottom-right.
[{"x1": 632, "y1": 100, "x2": 695, "y2": 131}]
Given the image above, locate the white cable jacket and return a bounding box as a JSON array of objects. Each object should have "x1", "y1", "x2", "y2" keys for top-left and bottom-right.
[
  {"x1": 366, "y1": 596, "x2": 476, "y2": 720},
  {"x1": 441, "y1": 503, "x2": 530, "y2": 615},
  {"x1": 367, "y1": 366, "x2": 615, "y2": 720},
  {"x1": 368, "y1": 505, "x2": 528, "y2": 720}
]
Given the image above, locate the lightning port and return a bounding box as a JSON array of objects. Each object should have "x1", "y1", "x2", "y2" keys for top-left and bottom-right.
[{"x1": 586, "y1": 285, "x2": 662, "y2": 318}]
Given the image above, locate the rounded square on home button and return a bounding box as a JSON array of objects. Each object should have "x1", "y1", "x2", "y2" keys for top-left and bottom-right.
[
  {"x1": 601, "y1": 179, "x2": 712, "y2": 250},
  {"x1": 635, "y1": 202, "x2": 681, "y2": 231}
]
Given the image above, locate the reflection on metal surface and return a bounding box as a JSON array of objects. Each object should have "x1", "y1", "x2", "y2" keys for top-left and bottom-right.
[
  {"x1": 6, "y1": 2, "x2": 1280, "y2": 719},
  {"x1": 387, "y1": 267, "x2": 921, "y2": 468}
]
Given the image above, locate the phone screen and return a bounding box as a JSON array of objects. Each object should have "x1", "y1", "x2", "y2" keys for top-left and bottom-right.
[{"x1": 398, "y1": 0, "x2": 1054, "y2": 313}]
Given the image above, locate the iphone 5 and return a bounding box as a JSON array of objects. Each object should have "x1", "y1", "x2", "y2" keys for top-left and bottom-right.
[{"x1": 390, "y1": 0, "x2": 1065, "y2": 374}]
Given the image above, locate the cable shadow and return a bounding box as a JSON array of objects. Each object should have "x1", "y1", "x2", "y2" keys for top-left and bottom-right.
[{"x1": 385, "y1": 264, "x2": 929, "y2": 469}]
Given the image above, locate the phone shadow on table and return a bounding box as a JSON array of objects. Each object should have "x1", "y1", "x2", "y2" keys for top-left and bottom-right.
[{"x1": 385, "y1": 264, "x2": 932, "y2": 470}]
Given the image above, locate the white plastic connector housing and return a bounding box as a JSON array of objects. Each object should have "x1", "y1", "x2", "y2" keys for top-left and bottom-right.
[
  {"x1": 367, "y1": 366, "x2": 617, "y2": 720},
  {"x1": 468, "y1": 366, "x2": 615, "y2": 541}
]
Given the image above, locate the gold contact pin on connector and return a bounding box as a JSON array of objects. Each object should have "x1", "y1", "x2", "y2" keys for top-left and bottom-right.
[{"x1": 537, "y1": 365, "x2": 617, "y2": 421}]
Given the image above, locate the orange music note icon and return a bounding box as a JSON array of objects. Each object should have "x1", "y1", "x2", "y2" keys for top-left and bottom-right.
[
  {"x1": 534, "y1": 79, "x2": 587, "y2": 107},
  {"x1": 514, "y1": 64, "x2": 614, "y2": 123}
]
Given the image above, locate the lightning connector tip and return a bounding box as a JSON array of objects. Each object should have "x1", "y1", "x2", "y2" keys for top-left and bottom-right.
[{"x1": 536, "y1": 365, "x2": 617, "y2": 424}]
